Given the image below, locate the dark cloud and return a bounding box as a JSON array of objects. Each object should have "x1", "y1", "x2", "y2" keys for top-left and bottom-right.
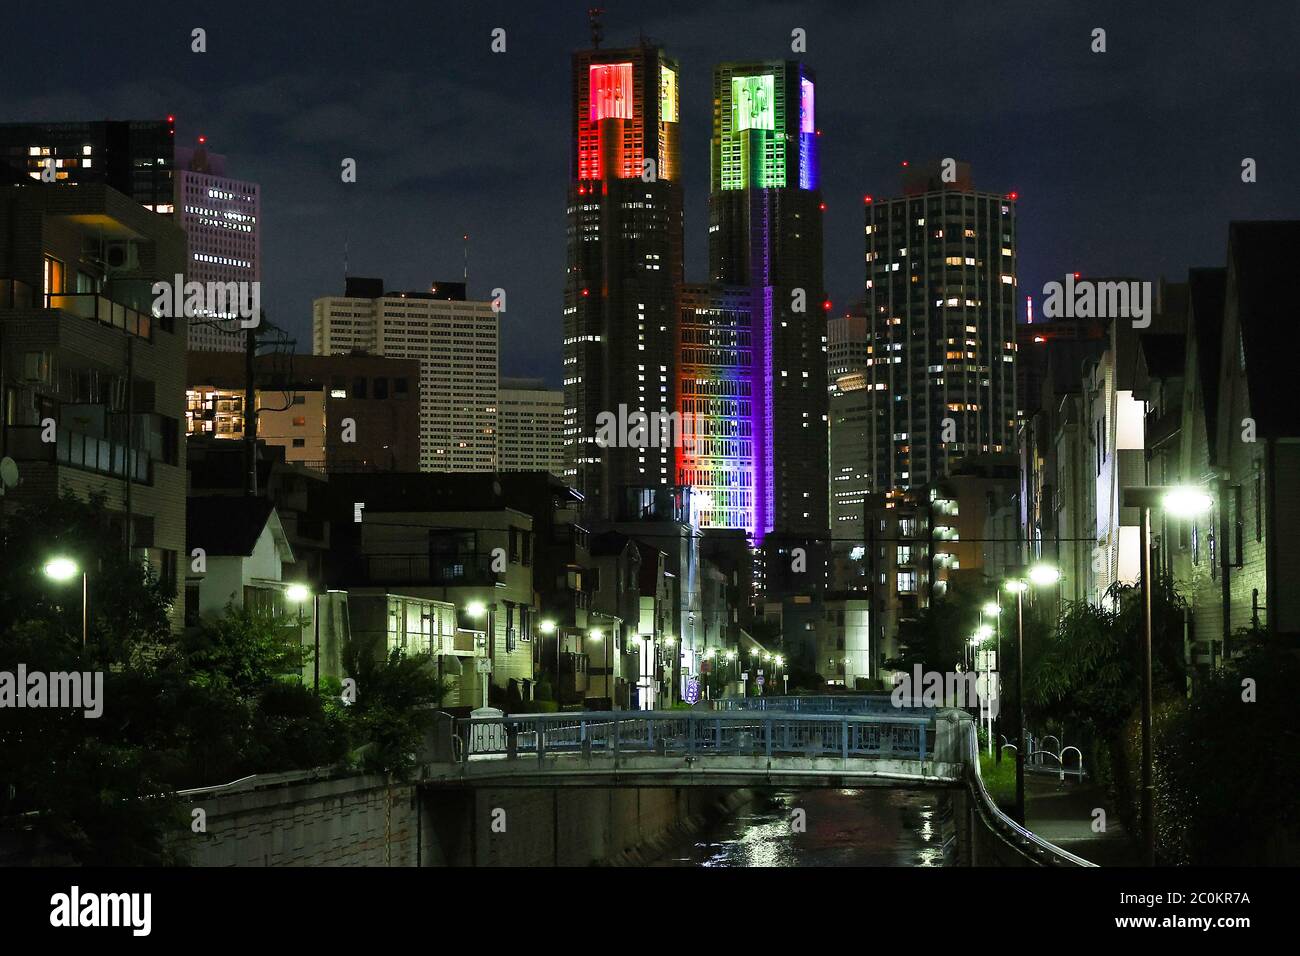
[{"x1": 4, "y1": 0, "x2": 1298, "y2": 382}]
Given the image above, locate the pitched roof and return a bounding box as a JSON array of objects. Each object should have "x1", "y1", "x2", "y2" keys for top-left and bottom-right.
[
  {"x1": 1229, "y1": 221, "x2": 1300, "y2": 437},
  {"x1": 187, "y1": 496, "x2": 291, "y2": 560}
]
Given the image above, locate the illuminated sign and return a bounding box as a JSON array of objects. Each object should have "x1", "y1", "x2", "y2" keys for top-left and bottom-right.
[
  {"x1": 660, "y1": 66, "x2": 678, "y2": 123},
  {"x1": 732, "y1": 74, "x2": 775, "y2": 131},
  {"x1": 589, "y1": 63, "x2": 633, "y2": 122}
]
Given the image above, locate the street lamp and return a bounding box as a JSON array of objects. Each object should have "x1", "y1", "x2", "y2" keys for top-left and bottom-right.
[
  {"x1": 285, "y1": 584, "x2": 317, "y2": 694},
  {"x1": 1123, "y1": 483, "x2": 1213, "y2": 866},
  {"x1": 983, "y1": 598, "x2": 1002, "y2": 761},
  {"x1": 43, "y1": 556, "x2": 88, "y2": 648},
  {"x1": 1003, "y1": 562, "x2": 1060, "y2": 825},
  {"x1": 589, "y1": 628, "x2": 609, "y2": 707},
  {"x1": 466, "y1": 601, "x2": 493, "y2": 707}
]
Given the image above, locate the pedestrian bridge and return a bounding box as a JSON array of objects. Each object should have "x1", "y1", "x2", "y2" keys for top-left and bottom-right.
[{"x1": 424, "y1": 698, "x2": 1095, "y2": 867}]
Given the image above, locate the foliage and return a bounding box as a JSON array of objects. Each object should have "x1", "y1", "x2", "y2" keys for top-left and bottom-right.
[
  {"x1": 340, "y1": 632, "x2": 445, "y2": 779},
  {"x1": 1152, "y1": 634, "x2": 1300, "y2": 864},
  {"x1": 180, "y1": 603, "x2": 304, "y2": 695}
]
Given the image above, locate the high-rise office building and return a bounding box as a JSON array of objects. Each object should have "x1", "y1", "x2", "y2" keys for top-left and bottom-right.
[
  {"x1": 861, "y1": 160, "x2": 1018, "y2": 491},
  {"x1": 313, "y1": 277, "x2": 498, "y2": 472},
  {"x1": 175, "y1": 142, "x2": 261, "y2": 352},
  {"x1": 704, "y1": 60, "x2": 828, "y2": 594},
  {"x1": 678, "y1": 283, "x2": 758, "y2": 534},
  {"x1": 563, "y1": 37, "x2": 683, "y2": 521},
  {"x1": 0, "y1": 118, "x2": 176, "y2": 213},
  {"x1": 827, "y1": 307, "x2": 870, "y2": 393},
  {"x1": 497, "y1": 377, "x2": 564, "y2": 476}
]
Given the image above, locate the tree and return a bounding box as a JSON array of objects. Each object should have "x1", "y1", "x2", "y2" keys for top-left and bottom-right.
[{"x1": 340, "y1": 632, "x2": 446, "y2": 779}]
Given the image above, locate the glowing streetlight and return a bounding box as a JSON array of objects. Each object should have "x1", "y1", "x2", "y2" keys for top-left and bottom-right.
[
  {"x1": 285, "y1": 584, "x2": 318, "y2": 694},
  {"x1": 539, "y1": 619, "x2": 556, "y2": 635},
  {"x1": 982, "y1": 601, "x2": 1001, "y2": 616},
  {"x1": 1028, "y1": 563, "x2": 1061, "y2": 586},
  {"x1": 285, "y1": 583, "x2": 310, "y2": 604},
  {"x1": 43, "y1": 556, "x2": 87, "y2": 648},
  {"x1": 43, "y1": 557, "x2": 78, "y2": 582},
  {"x1": 466, "y1": 600, "x2": 487, "y2": 618},
  {"x1": 1122, "y1": 483, "x2": 1215, "y2": 866}
]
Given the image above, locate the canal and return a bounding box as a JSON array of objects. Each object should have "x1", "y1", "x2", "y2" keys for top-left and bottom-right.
[{"x1": 652, "y1": 788, "x2": 950, "y2": 867}]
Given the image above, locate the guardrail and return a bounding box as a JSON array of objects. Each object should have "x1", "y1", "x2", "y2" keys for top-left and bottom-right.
[
  {"x1": 964, "y1": 721, "x2": 1095, "y2": 867},
  {"x1": 712, "y1": 694, "x2": 935, "y2": 717},
  {"x1": 455, "y1": 710, "x2": 933, "y2": 765}
]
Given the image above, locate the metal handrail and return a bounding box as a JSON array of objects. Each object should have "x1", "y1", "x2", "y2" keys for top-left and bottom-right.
[
  {"x1": 964, "y1": 722, "x2": 1096, "y2": 867},
  {"x1": 455, "y1": 710, "x2": 934, "y2": 764}
]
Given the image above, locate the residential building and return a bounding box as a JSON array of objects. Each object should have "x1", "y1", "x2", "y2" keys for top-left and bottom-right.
[
  {"x1": 313, "y1": 277, "x2": 498, "y2": 473},
  {"x1": 186, "y1": 351, "x2": 420, "y2": 473},
  {"x1": 0, "y1": 182, "x2": 189, "y2": 627},
  {"x1": 0, "y1": 118, "x2": 176, "y2": 213},
  {"x1": 862, "y1": 160, "x2": 1018, "y2": 491}
]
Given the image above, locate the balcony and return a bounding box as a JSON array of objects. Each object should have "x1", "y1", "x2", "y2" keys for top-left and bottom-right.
[
  {"x1": 363, "y1": 553, "x2": 502, "y2": 587},
  {"x1": 7, "y1": 425, "x2": 150, "y2": 483},
  {"x1": 46, "y1": 293, "x2": 153, "y2": 341}
]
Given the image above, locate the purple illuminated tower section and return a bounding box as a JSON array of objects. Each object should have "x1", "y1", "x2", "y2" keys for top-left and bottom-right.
[{"x1": 676, "y1": 60, "x2": 825, "y2": 598}]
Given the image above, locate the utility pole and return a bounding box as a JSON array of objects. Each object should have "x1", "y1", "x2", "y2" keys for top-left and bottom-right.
[{"x1": 244, "y1": 314, "x2": 260, "y2": 496}]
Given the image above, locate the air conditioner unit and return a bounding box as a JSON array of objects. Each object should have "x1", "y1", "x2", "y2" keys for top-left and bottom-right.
[{"x1": 103, "y1": 240, "x2": 140, "y2": 273}]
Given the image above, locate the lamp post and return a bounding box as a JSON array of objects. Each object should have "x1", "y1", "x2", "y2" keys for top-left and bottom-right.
[
  {"x1": 1122, "y1": 484, "x2": 1213, "y2": 867},
  {"x1": 983, "y1": 599, "x2": 1002, "y2": 762},
  {"x1": 285, "y1": 583, "x2": 316, "y2": 693},
  {"x1": 43, "y1": 556, "x2": 87, "y2": 649},
  {"x1": 1003, "y1": 562, "x2": 1060, "y2": 825},
  {"x1": 539, "y1": 618, "x2": 557, "y2": 704},
  {"x1": 663, "y1": 636, "x2": 676, "y2": 706},
  {"x1": 589, "y1": 628, "x2": 607, "y2": 707},
  {"x1": 466, "y1": 600, "x2": 492, "y2": 708}
]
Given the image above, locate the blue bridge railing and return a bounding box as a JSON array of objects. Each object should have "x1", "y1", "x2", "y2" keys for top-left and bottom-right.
[
  {"x1": 455, "y1": 710, "x2": 932, "y2": 765},
  {"x1": 712, "y1": 694, "x2": 936, "y2": 718}
]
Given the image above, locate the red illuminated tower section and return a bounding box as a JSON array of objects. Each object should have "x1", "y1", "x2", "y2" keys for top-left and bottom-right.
[{"x1": 564, "y1": 39, "x2": 683, "y2": 521}]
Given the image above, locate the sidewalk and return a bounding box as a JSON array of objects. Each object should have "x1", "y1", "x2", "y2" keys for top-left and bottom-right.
[{"x1": 1024, "y1": 772, "x2": 1140, "y2": 866}]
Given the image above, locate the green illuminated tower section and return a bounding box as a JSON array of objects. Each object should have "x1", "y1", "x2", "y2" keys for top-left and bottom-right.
[{"x1": 707, "y1": 60, "x2": 827, "y2": 599}]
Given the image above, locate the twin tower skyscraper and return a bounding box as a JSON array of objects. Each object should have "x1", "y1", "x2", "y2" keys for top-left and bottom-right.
[{"x1": 563, "y1": 36, "x2": 829, "y2": 597}]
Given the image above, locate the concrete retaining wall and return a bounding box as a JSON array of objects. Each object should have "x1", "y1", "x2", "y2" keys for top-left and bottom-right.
[{"x1": 169, "y1": 769, "x2": 744, "y2": 867}]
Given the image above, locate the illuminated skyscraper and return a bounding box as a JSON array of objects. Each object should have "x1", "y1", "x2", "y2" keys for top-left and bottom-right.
[
  {"x1": 176, "y1": 142, "x2": 261, "y2": 352},
  {"x1": 564, "y1": 38, "x2": 683, "y2": 521},
  {"x1": 699, "y1": 60, "x2": 828, "y2": 596},
  {"x1": 862, "y1": 160, "x2": 1018, "y2": 490}
]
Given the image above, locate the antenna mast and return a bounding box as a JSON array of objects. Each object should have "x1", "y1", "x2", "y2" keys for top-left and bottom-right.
[{"x1": 589, "y1": 7, "x2": 604, "y2": 49}]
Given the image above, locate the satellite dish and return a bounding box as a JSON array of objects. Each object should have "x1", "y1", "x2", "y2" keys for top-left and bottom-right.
[{"x1": 0, "y1": 457, "x2": 18, "y2": 490}]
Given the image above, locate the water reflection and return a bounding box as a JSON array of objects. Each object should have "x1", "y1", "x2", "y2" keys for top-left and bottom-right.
[{"x1": 654, "y1": 788, "x2": 948, "y2": 867}]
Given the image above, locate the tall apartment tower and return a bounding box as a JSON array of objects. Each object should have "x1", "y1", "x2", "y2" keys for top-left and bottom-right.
[
  {"x1": 0, "y1": 118, "x2": 176, "y2": 213},
  {"x1": 862, "y1": 160, "x2": 1017, "y2": 491},
  {"x1": 313, "y1": 278, "x2": 499, "y2": 472},
  {"x1": 175, "y1": 143, "x2": 261, "y2": 352},
  {"x1": 497, "y1": 377, "x2": 565, "y2": 476},
  {"x1": 563, "y1": 38, "x2": 684, "y2": 521},
  {"x1": 706, "y1": 60, "x2": 828, "y2": 594}
]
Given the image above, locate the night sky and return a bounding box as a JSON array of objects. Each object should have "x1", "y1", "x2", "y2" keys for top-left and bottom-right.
[{"x1": 7, "y1": 0, "x2": 1298, "y2": 385}]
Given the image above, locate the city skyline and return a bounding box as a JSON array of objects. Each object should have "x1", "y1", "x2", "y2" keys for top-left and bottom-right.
[{"x1": 5, "y1": 0, "x2": 1296, "y2": 387}]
